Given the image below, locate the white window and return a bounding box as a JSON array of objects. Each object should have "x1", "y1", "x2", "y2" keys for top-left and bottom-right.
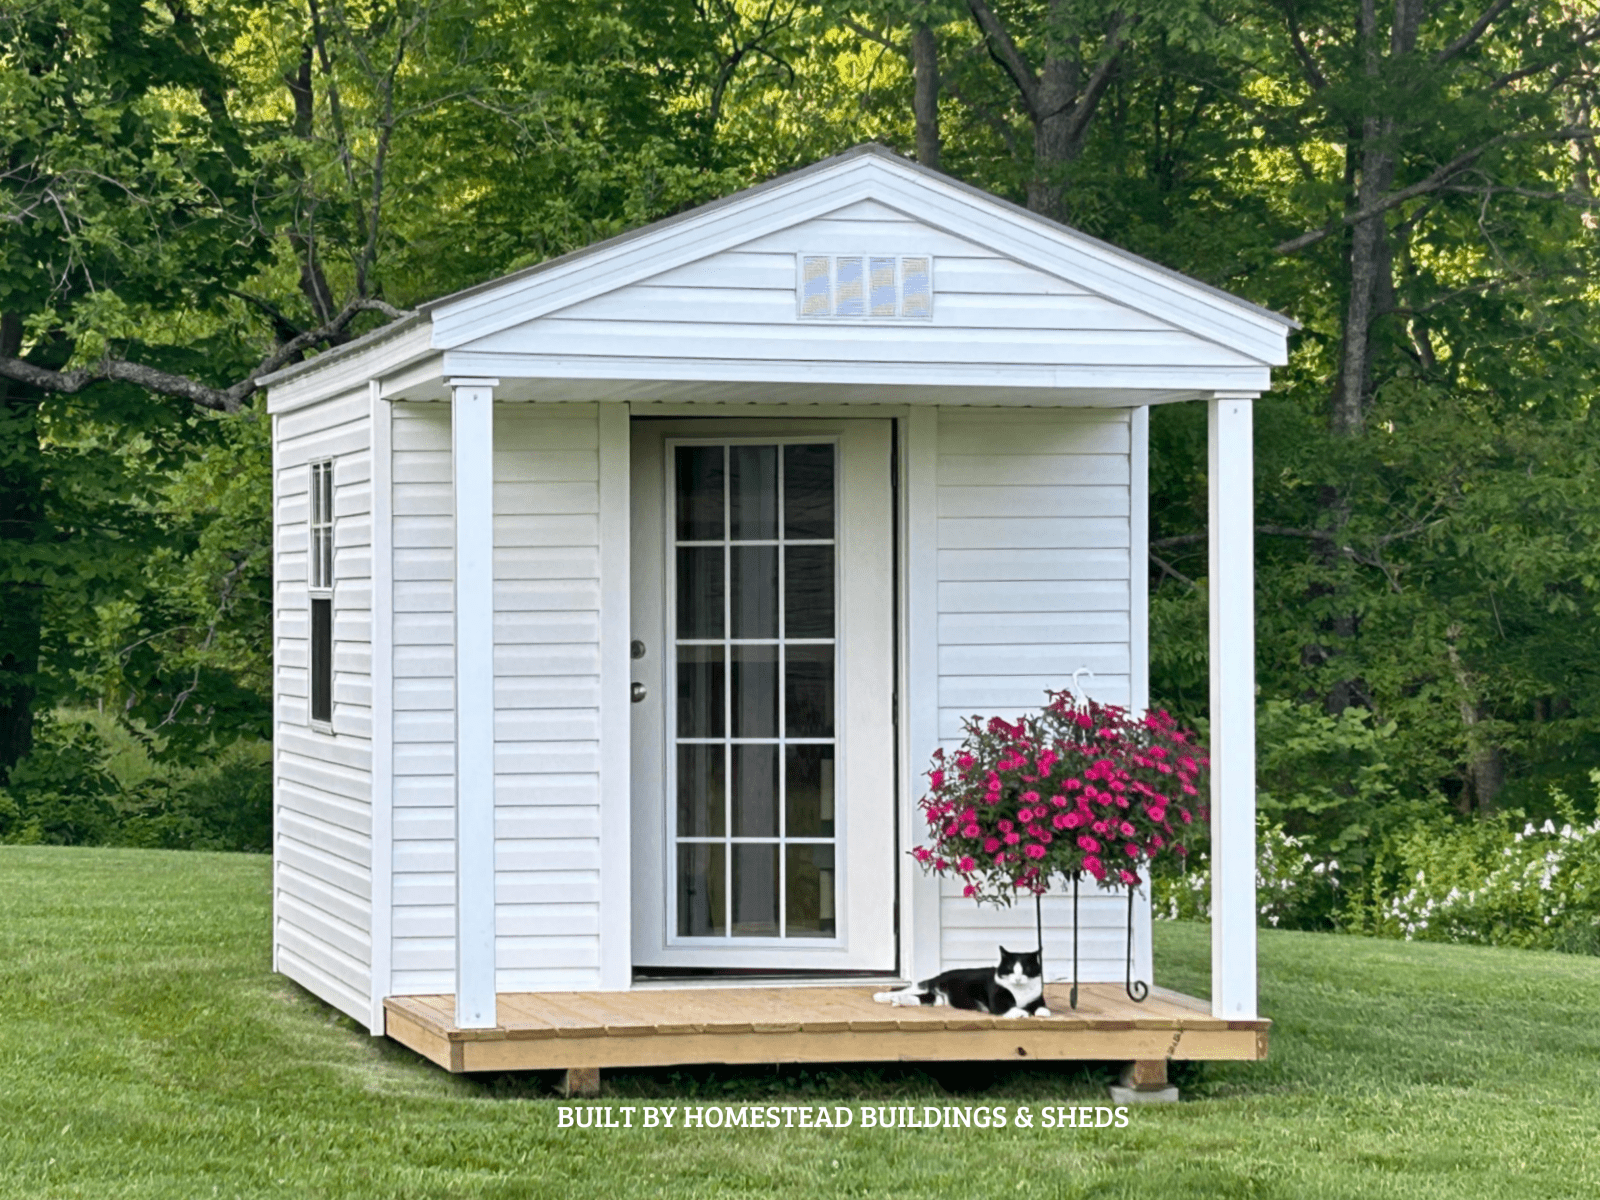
[
  {"x1": 796, "y1": 254, "x2": 932, "y2": 320},
  {"x1": 308, "y1": 460, "x2": 334, "y2": 727}
]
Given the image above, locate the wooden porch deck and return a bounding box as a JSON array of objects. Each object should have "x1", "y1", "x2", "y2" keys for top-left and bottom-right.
[{"x1": 384, "y1": 983, "x2": 1269, "y2": 1074}]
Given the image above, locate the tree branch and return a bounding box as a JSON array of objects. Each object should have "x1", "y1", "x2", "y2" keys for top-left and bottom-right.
[
  {"x1": 0, "y1": 299, "x2": 414, "y2": 414},
  {"x1": 1060, "y1": 14, "x2": 1133, "y2": 142},
  {"x1": 1276, "y1": 137, "x2": 1506, "y2": 253},
  {"x1": 841, "y1": 17, "x2": 903, "y2": 57},
  {"x1": 1435, "y1": 0, "x2": 1515, "y2": 65},
  {"x1": 966, "y1": 0, "x2": 1039, "y2": 117},
  {"x1": 1282, "y1": 5, "x2": 1330, "y2": 91}
]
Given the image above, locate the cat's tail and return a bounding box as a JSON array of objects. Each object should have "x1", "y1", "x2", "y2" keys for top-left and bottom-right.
[{"x1": 873, "y1": 984, "x2": 930, "y2": 1007}]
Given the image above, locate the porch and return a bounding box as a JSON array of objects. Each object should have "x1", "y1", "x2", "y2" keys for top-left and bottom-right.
[{"x1": 383, "y1": 983, "x2": 1269, "y2": 1075}]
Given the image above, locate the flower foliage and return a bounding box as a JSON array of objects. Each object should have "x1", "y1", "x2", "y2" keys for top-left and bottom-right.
[{"x1": 913, "y1": 690, "x2": 1208, "y2": 904}]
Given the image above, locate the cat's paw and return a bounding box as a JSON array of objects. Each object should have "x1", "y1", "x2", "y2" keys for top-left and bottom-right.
[
  {"x1": 1002, "y1": 1007, "x2": 1029, "y2": 1019},
  {"x1": 1034, "y1": 1007, "x2": 1052, "y2": 1018},
  {"x1": 872, "y1": 991, "x2": 895, "y2": 1004}
]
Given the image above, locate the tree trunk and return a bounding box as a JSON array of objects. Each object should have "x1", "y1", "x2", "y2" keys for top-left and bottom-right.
[
  {"x1": 0, "y1": 312, "x2": 45, "y2": 782},
  {"x1": 911, "y1": 19, "x2": 941, "y2": 170},
  {"x1": 1025, "y1": 6, "x2": 1089, "y2": 218},
  {"x1": 1446, "y1": 624, "x2": 1502, "y2": 813},
  {"x1": 1331, "y1": 0, "x2": 1423, "y2": 435}
]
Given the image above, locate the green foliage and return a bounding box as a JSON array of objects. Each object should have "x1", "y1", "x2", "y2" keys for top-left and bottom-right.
[
  {"x1": 1369, "y1": 777, "x2": 1600, "y2": 954},
  {"x1": 1154, "y1": 818, "x2": 1345, "y2": 931},
  {"x1": 0, "y1": 709, "x2": 270, "y2": 851}
]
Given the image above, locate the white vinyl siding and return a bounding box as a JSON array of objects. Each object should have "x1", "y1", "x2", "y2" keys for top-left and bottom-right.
[
  {"x1": 460, "y1": 201, "x2": 1260, "y2": 377},
  {"x1": 272, "y1": 386, "x2": 373, "y2": 1022},
  {"x1": 934, "y1": 407, "x2": 1138, "y2": 983},
  {"x1": 388, "y1": 402, "x2": 605, "y2": 995}
]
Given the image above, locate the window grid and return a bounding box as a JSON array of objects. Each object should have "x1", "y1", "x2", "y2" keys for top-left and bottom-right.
[
  {"x1": 670, "y1": 440, "x2": 838, "y2": 942},
  {"x1": 308, "y1": 460, "x2": 334, "y2": 594},
  {"x1": 308, "y1": 459, "x2": 334, "y2": 728}
]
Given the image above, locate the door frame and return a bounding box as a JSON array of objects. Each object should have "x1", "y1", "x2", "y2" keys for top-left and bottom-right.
[{"x1": 629, "y1": 415, "x2": 899, "y2": 974}]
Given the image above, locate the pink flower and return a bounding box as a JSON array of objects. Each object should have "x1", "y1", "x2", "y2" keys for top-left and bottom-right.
[
  {"x1": 929, "y1": 769, "x2": 945, "y2": 789},
  {"x1": 1179, "y1": 808, "x2": 1193, "y2": 824},
  {"x1": 958, "y1": 856, "x2": 976, "y2": 872},
  {"x1": 998, "y1": 819, "x2": 1013, "y2": 833},
  {"x1": 1049, "y1": 794, "x2": 1068, "y2": 808},
  {"x1": 962, "y1": 823, "x2": 980, "y2": 838},
  {"x1": 1064, "y1": 778, "x2": 1082, "y2": 791},
  {"x1": 1004, "y1": 831, "x2": 1021, "y2": 846},
  {"x1": 983, "y1": 837, "x2": 1001, "y2": 853},
  {"x1": 1124, "y1": 843, "x2": 1139, "y2": 857},
  {"x1": 1077, "y1": 835, "x2": 1100, "y2": 853},
  {"x1": 956, "y1": 753, "x2": 975, "y2": 771},
  {"x1": 1120, "y1": 821, "x2": 1136, "y2": 838},
  {"x1": 1084, "y1": 855, "x2": 1105, "y2": 879},
  {"x1": 1118, "y1": 869, "x2": 1139, "y2": 886},
  {"x1": 1023, "y1": 843, "x2": 1047, "y2": 860},
  {"x1": 1021, "y1": 791, "x2": 1040, "y2": 805},
  {"x1": 963, "y1": 884, "x2": 978, "y2": 898},
  {"x1": 913, "y1": 847, "x2": 931, "y2": 862}
]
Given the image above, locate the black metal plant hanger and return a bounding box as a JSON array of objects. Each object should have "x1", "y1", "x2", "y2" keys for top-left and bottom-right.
[{"x1": 1042, "y1": 871, "x2": 1148, "y2": 1009}]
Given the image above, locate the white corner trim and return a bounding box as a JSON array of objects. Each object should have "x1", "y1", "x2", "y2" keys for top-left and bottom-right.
[{"x1": 368, "y1": 380, "x2": 394, "y2": 1034}]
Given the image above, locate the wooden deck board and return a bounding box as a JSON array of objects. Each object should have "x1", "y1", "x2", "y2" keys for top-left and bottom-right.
[{"x1": 383, "y1": 982, "x2": 1269, "y2": 1074}]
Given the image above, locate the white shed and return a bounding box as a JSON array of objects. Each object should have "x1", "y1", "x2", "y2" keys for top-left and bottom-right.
[{"x1": 263, "y1": 145, "x2": 1290, "y2": 1078}]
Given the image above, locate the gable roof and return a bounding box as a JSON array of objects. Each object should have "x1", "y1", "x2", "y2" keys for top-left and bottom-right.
[{"x1": 260, "y1": 143, "x2": 1295, "y2": 399}]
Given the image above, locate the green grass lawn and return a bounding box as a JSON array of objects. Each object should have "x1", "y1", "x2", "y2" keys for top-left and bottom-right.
[{"x1": 2, "y1": 846, "x2": 1598, "y2": 1198}]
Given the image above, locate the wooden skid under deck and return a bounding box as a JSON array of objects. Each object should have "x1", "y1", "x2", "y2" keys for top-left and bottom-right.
[{"x1": 383, "y1": 984, "x2": 1269, "y2": 1074}]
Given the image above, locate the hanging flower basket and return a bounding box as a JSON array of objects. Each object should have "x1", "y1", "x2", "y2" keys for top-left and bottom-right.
[{"x1": 911, "y1": 689, "x2": 1209, "y2": 1004}]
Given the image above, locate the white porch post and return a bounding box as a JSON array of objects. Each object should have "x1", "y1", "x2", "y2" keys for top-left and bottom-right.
[
  {"x1": 450, "y1": 377, "x2": 499, "y2": 1028},
  {"x1": 1208, "y1": 393, "x2": 1258, "y2": 1021}
]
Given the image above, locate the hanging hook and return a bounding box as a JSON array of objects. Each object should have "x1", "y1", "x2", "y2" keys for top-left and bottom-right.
[{"x1": 1071, "y1": 666, "x2": 1096, "y2": 696}]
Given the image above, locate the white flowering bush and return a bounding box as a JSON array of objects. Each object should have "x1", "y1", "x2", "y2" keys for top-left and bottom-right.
[
  {"x1": 1375, "y1": 778, "x2": 1600, "y2": 954},
  {"x1": 1153, "y1": 818, "x2": 1342, "y2": 929}
]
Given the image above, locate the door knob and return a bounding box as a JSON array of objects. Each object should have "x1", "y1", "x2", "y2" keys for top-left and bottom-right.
[
  {"x1": 631, "y1": 682, "x2": 647, "y2": 703},
  {"x1": 631, "y1": 639, "x2": 646, "y2": 659}
]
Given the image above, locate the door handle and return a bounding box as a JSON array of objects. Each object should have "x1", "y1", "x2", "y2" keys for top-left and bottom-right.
[{"x1": 631, "y1": 682, "x2": 647, "y2": 703}]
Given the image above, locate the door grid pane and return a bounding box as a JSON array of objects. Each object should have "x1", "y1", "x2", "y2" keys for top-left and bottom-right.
[{"x1": 672, "y1": 441, "x2": 837, "y2": 940}]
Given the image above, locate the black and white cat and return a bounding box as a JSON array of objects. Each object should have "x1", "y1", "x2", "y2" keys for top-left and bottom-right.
[{"x1": 873, "y1": 947, "x2": 1051, "y2": 1018}]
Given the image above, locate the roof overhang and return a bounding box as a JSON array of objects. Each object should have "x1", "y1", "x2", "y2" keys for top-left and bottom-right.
[{"x1": 264, "y1": 144, "x2": 1295, "y2": 416}]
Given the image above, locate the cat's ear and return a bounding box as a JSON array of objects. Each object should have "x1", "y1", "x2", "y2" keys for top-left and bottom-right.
[{"x1": 998, "y1": 945, "x2": 1010, "y2": 955}]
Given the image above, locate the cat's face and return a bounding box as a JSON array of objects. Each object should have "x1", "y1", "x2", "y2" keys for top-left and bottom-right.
[{"x1": 997, "y1": 947, "x2": 1042, "y2": 981}]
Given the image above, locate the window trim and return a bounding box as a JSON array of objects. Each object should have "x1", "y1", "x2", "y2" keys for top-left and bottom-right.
[{"x1": 308, "y1": 459, "x2": 335, "y2": 731}]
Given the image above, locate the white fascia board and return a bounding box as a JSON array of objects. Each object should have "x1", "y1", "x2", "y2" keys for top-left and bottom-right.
[
  {"x1": 264, "y1": 320, "x2": 436, "y2": 415},
  {"x1": 429, "y1": 162, "x2": 887, "y2": 347},
  {"x1": 861, "y1": 173, "x2": 1291, "y2": 366},
  {"x1": 439, "y1": 350, "x2": 1273, "y2": 395},
  {"x1": 432, "y1": 153, "x2": 1290, "y2": 367}
]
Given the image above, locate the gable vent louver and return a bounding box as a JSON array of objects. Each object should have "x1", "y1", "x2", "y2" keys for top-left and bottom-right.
[{"x1": 797, "y1": 254, "x2": 933, "y2": 320}]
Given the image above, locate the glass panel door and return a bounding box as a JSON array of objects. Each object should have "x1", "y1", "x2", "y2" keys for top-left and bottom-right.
[{"x1": 671, "y1": 442, "x2": 838, "y2": 941}]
